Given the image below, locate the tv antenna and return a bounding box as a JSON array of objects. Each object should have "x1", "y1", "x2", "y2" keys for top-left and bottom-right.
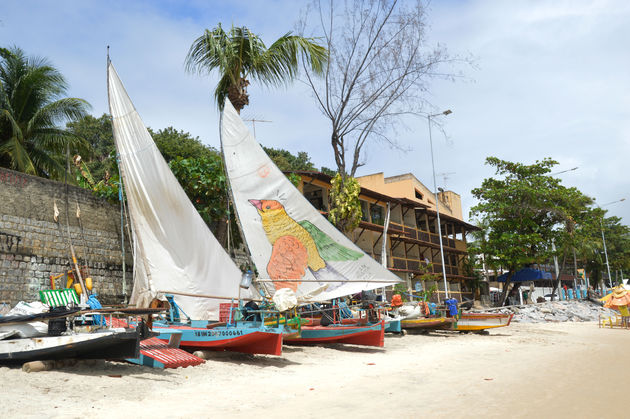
[
  {"x1": 242, "y1": 113, "x2": 272, "y2": 139},
  {"x1": 437, "y1": 172, "x2": 456, "y2": 189}
]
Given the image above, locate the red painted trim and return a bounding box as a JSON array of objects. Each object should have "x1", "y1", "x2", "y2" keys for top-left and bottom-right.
[
  {"x1": 401, "y1": 317, "x2": 454, "y2": 330},
  {"x1": 158, "y1": 331, "x2": 283, "y2": 356},
  {"x1": 285, "y1": 321, "x2": 385, "y2": 347}
]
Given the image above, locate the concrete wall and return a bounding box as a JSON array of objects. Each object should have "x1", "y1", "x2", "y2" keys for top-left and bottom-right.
[
  {"x1": 437, "y1": 190, "x2": 463, "y2": 220},
  {"x1": 357, "y1": 172, "x2": 464, "y2": 220},
  {"x1": 0, "y1": 168, "x2": 132, "y2": 306}
]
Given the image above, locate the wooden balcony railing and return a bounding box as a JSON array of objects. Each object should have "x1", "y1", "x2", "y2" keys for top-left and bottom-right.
[
  {"x1": 389, "y1": 222, "x2": 459, "y2": 250},
  {"x1": 390, "y1": 257, "x2": 460, "y2": 276}
]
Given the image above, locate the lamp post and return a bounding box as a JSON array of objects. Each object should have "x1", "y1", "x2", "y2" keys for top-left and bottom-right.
[
  {"x1": 549, "y1": 165, "x2": 580, "y2": 297},
  {"x1": 427, "y1": 110, "x2": 452, "y2": 301},
  {"x1": 599, "y1": 198, "x2": 626, "y2": 288}
]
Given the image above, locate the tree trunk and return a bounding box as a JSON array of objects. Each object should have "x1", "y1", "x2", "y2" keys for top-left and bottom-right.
[
  {"x1": 227, "y1": 78, "x2": 250, "y2": 113},
  {"x1": 572, "y1": 247, "x2": 579, "y2": 289},
  {"x1": 497, "y1": 270, "x2": 514, "y2": 307},
  {"x1": 214, "y1": 217, "x2": 229, "y2": 250},
  {"x1": 550, "y1": 252, "x2": 568, "y2": 300}
]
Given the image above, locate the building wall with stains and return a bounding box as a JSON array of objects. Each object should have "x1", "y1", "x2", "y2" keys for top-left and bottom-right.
[{"x1": 0, "y1": 167, "x2": 132, "y2": 306}]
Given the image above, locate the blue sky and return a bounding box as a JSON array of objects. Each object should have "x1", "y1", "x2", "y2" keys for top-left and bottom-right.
[{"x1": 2, "y1": 0, "x2": 629, "y2": 224}]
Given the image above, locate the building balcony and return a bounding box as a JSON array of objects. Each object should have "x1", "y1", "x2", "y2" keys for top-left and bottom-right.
[
  {"x1": 383, "y1": 222, "x2": 466, "y2": 254},
  {"x1": 390, "y1": 256, "x2": 464, "y2": 278}
]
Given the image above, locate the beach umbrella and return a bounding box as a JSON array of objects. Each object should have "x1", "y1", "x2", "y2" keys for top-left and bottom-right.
[{"x1": 599, "y1": 286, "x2": 630, "y2": 308}]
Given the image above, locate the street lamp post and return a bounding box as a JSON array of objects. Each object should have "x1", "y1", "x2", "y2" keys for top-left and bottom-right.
[
  {"x1": 599, "y1": 198, "x2": 626, "y2": 288},
  {"x1": 427, "y1": 110, "x2": 452, "y2": 301},
  {"x1": 601, "y1": 224, "x2": 613, "y2": 288}
]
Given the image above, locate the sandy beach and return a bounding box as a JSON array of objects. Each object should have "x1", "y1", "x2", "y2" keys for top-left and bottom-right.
[{"x1": 1, "y1": 322, "x2": 628, "y2": 419}]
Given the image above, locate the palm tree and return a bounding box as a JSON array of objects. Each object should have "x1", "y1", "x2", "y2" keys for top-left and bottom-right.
[
  {"x1": 467, "y1": 218, "x2": 492, "y2": 280},
  {"x1": 185, "y1": 24, "x2": 327, "y2": 112},
  {"x1": 0, "y1": 46, "x2": 91, "y2": 179}
]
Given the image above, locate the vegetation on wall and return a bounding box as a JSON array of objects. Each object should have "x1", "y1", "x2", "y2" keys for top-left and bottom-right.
[{"x1": 328, "y1": 173, "x2": 362, "y2": 233}]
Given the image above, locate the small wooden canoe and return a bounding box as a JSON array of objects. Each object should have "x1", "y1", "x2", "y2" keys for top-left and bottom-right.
[
  {"x1": 401, "y1": 317, "x2": 455, "y2": 330},
  {"x1": 453, "y1": 313, "x2": 514, "y2": 331},
  {"x1": 342, "y1": 315, "x2": 401, "y2": 334},
  {"x1": 284, "y1": 320, "x2": 385, "y2": 347},
  {"x1": 0, "y1": 328, "x2": 140, "y2": 362}
]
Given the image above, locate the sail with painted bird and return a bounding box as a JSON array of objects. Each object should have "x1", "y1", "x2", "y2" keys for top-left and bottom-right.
[{"x1": 220, "y1": 100, "x2": 401, "y2": 302}]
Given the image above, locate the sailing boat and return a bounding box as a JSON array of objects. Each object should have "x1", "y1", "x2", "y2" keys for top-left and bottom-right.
[
  {"x1": 220, "y1": 100, "x2": 403, "y2": 347},
  {"x1": 107, "y1": 61, "x2": 284, "y2": 356}
]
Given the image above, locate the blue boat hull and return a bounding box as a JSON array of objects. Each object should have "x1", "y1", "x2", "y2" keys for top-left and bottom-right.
[
  {"x1": 384, "y1": 319, "x2": 402, "y2": 333},
  {"x1": 152, "y1": 320, "x2": 284, "y2": 356}
]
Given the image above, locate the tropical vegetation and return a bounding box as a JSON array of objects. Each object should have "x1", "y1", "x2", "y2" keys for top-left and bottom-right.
[
  {"x1": 471, "y1": 157, "x2": 589, "y2": 304},
  {"x1": 469, "y1": 156, "x2": 630, "y2": 305},
  {"x1": 67, "y1": 113, "x2": 322, "y2": 249},
  {"x1": 185, "y1": 23, "x2": 327, "y2": 112},
  {"x1": 328, "y1": 173, "x2": 362, "y2": 233},
  {"x1": 0, "y1": 46, "x2": 90, "y2": 179}
]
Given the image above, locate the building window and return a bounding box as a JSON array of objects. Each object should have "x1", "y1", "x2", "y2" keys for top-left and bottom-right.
[
  {"x1": 360, "y1": 200, "x2": 369, "y2": 222},
  {"x1": 415, "y1": 189, "x2": 424, "y2": 200},
  {"x1": 304, "y1": 186, "x2": 325, "y2": 211},
  {"x1": 370, "y1": 203, "x2": 384, "y2": 225}
]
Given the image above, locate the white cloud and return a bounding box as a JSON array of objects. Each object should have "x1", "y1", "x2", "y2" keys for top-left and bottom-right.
[{"x1": 2, "y1": 0, "x2": 628, "y2": 223}]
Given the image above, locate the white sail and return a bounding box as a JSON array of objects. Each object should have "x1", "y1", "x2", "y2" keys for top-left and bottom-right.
[
  {"x1": 107, "y1": 63, "x2": 244, "y2": 320},
  {"x1": 221, "y1": 100, "x2": 401, "y2": 302}
]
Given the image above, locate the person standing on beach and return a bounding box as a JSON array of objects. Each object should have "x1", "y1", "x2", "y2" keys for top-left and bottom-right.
[{"x1": 618, "y1": 304, "x2": 630, "y2": 329}]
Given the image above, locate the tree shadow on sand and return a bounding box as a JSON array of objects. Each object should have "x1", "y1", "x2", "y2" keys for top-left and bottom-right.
[
  {"x1": 3, "y1": 359, "x2": 176, "y2": 381},
  {"x1": 298, "y1": 343, "x2": 385, "y2": 354},
  {"x1": 196, "y1": 351, "x2": 301, "y2": 368},
  {"x1": 280, "y1": 346, "x2": 305, "y2": 353},
  {"x1": 403, "y1": 330, "x2": 461, "y2": 338}
]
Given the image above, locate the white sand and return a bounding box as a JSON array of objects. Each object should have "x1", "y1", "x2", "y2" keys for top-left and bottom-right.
[{"x1": 1, "y1": 322, "x2": 628, "y2": 419}]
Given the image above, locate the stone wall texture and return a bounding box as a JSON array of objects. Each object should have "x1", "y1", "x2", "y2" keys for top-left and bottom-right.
[{"x1": 0, "y1": 167, "x2": 132, "y2": 306}]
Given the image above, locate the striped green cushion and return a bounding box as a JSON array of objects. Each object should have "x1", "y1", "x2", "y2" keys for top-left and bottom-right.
[{"x1": 39, "y1": 289, "x2": 80, "y2": 307}]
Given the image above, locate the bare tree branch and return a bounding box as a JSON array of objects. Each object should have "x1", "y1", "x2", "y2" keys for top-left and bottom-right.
[{"x1": 299, "y1": 0, "x2": 468, "y2": 179}]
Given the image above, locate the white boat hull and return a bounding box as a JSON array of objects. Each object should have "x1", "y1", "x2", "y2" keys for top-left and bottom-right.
[
  {"x1": 0, "y1": 328, "x2": 140, "y2": 362},
  {"x1": 454, "y1": 313, "x2": 514, "y2": 331}
]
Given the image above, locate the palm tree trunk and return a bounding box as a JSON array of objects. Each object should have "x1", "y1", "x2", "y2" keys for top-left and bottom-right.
[{"x1": 227, "y1": 78, "x2": 250, "y2": 113}]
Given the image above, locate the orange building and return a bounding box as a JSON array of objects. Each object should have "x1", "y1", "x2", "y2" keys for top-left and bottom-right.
[{"x1": 291, "y1": 171, "x2": 478, "y2": 302}]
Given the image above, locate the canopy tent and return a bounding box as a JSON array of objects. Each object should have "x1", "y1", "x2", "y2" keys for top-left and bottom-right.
[
  {"x1": 496, "y1": 268, "x2": 553, "y2": 283},
  {"x1": 600, "y1": 286, "x2": 630, "y2": 308}
]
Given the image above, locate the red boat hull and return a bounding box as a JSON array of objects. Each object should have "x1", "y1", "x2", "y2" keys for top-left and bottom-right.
[
  {"x1": 285, "y1": 321, "x2": 385, "y2": 347},
  {"x1": 154, "y1": 325, "x2": 283, "y2": 356}
]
